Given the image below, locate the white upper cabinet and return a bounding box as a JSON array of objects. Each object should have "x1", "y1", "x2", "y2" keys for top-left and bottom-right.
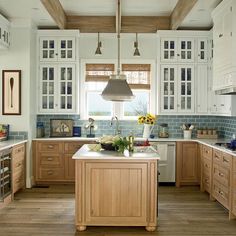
[
  {"x1": 212, "y1": 0, "x2": 236, "y2": 91},
  {"x1": 0, "y1": 14, "x2": 10, "y2": 49},
  {"x1": 197, "y1": 38, "x2": 208, "y2": 63},
  {"x1": 37, "y1": 30, "x2": 79, "y2": 114},
  {"x1": 161, "y1": 37, "x2": 194, "y2": 63},
  {"x1": 160, "y1": 65, "x2": 194, "y2": 113},
  {"x1": 39, "y1": 37, "x2": 76, "y2": 62}
]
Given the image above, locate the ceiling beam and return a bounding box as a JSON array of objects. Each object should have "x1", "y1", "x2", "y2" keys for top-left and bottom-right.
[
  {"x1": 121, "y1": 16, "x2": 170, "y2": 33},
  {"x1": 170, "y1": 0, "x2": 198, "y2": 30},
  {"x1": 40, "y1": 0, "x2": 67, "y2": 29},
  {"x1": 67, "y1": 16, "x2": 116, "y2": 33},
  {"x1": 66, "y1": 16, "x2": 170, "y2": 33}
]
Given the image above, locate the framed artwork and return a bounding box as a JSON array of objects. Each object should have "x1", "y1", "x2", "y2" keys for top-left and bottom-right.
[
  {"x1": 50, "y1": 119, "x2": 74, "y2": 137},
  {"x1": 2, "y1": 70, "x2": 21, "y2": 115}
]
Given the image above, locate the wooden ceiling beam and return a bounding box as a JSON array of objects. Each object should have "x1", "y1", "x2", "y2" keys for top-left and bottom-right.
[
  {"x1": 121, "y1": 16, "x2": 170, "y2": 33},
  {"x1": 66, "y1": 16, "x2": 170, "y2": 33},
  {"x1": 170, "y1": 0, "x2": 198, "y2": 30},
  {"x1": 40, "y1": 0, "x2": 67, "y2": 29}
]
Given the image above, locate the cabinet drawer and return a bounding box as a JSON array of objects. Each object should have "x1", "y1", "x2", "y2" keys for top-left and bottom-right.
[
  {"x1": 203, "y1": 158, "x2": 212, "y2": 173},
  {"x1": 213, "y1": 164, "x2": 230, "y2": 187},
  {"x1": 202, "y1": 173, "x2": 211, "y2": 193},
  {"x1": 212, "y1": 179, "x2": 229, "y2": 209},
  {"x1": 213, "y1": 149, "x2": 222, "y2": 164},
  {"x1": 202, "y1": 145, "x2": 212, "y2": 160},
  {"x1": 37, "y1": 142, "x2": 63, "y2": 153},
  {"x1": 64, "y1": 142, "x2": 83, "y2": 154},
  {"x1": 38, "y1": 168, "x2": 64, "y2": 180},
  {"x1": 12, "y1": 143, "x2": 25, "y2": 157},
  {"x1": 38, "y1": 153, "x2": 63, "y2": 167},
  {"x1": 221, "y1": 153, "x2": 232, "y2": 169}
]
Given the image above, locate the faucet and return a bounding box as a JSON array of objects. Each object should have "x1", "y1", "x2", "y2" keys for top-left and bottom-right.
[{"x1": 110, "y1": 116, "x2": 121, "y2": 135}]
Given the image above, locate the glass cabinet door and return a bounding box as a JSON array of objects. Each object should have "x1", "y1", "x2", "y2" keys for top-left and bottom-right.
[
  {"x1": 58, "y1": 38, "x2": 75, "y2": 61},
  {"x1": 178, "y1": 65, "x2": 194, "y2": 113},
  {"x1": 161, "y1": 38, "x2": 177, "y2": 62},
  {"x1": 178, "y1": 39, "x2": 194, "y2": 62},
  {"x1": 197, "y1": 38, "x2": 208, "y2": 63},
  {"x1": 58, "y1": 64, "x2": 75, "y2": 112},
  {"x1": 39, "y1": 38, "x2": 57, "y2": 61},
  {"x1": 40, "y1": 65, "x2": 57, "y2": 111},
  {"x1": 161, "y1": 65, "x2": 177, "y2": 112}
]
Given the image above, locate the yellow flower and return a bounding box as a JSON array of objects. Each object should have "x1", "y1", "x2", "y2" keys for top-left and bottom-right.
[{"x1": 138, "y1": 114, "x2": 157, "y2": 124}]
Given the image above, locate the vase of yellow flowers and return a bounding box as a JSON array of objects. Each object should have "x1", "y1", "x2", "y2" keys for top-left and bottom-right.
[{"x1": 138, "y1": 114, "x2": 156, "y2": 139}]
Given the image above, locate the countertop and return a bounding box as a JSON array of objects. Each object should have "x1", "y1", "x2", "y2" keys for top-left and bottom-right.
[
  {"x1": 0, "y1": 139, "x2": 27, "y2": 151},
  {"x1": 33, "y1": 136, "x2": 236, "y2": 157},
  {"x1": 73, "y1": 144, "x2": 160, "y2": 160}
]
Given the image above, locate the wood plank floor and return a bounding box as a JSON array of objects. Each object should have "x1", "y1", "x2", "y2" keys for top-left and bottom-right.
[{"x1": 0, "y1": 185, "x2": 236, "y2": 236}]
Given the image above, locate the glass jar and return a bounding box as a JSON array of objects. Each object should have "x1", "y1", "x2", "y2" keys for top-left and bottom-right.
[{"x1": 158, "y1": 123, "x2": 169, "y2": 138}]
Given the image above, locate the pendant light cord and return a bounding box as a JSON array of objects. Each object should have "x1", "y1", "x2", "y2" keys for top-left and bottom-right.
[{"x1": 117, "y1": 0, "x2": 121, "y2": 76}]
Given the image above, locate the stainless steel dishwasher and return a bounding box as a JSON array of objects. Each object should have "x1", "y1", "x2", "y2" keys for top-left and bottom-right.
[{"x1": 150, "y1": 142, "x2": 176, "y2": 185}]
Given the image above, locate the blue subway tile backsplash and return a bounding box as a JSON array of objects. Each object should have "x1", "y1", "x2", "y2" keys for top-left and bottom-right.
[{"x1": 36, "y1": 115, "x2": 236, "y2": 139}]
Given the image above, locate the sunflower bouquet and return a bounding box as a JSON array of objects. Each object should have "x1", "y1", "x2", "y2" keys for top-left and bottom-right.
[{"x1": 138, "y1": 113, "x2": 156, "y2": 125}]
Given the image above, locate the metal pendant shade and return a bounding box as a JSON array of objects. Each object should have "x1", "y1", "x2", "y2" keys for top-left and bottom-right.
[{"x1": 101, "y1": 0, "x2": 134, "y2": 102}]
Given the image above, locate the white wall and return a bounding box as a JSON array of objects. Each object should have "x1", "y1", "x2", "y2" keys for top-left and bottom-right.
[
  {"x1": 0, "y1": 20, "x2": 37, "y2": 188},
  {"x1": 79, "y1": 33, "x2": 157, "y2": 60}
]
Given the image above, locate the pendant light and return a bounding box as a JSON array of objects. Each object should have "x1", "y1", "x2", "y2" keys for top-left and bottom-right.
[
  {"x1": 101, "y1": 0, "x2": 134, "y2": 102},
  {"x1": 133, "y1": 33, "x2": 141, "y2": 56},
  {"x1": 95, "y1": 32, "x2": 102, "y2": 55}
]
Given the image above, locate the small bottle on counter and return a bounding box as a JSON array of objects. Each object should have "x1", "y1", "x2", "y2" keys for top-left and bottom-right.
[{"x1": 128, "y1": 133, "x2": 134, "y2": 152}]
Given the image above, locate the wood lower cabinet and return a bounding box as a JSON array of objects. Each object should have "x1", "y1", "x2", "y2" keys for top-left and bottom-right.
[
  {"x1": 75, "y1": 159, "x2": 157, "y2": 231},
  {"x1": 34, "y1": 140, "x2": 95, "y2": 183},
  {"x1": 12, "y1": 143, "x2": 25, "y2": 195},
  {"x1": 176, "y1": 142, "x2": 199, "y2": 187},
  {"x1": 201, "y1": 145, "x2": 213, "y2": 194},
  {"x1": 232, "y1": 159, "x2": 236, "y2": 217},
  {"x1": 212, "y1": 150, "x2": 232, "y2": 211}
]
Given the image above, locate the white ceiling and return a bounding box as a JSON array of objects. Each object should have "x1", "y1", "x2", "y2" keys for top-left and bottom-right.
[{"x1": 0, "y1": 0, "x2": 221, "y2": 29}]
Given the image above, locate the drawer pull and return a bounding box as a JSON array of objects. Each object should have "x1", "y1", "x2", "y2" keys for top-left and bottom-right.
[
  {"x1": 218, "y1": 172, "x2": 224, "y2": 177},
  {"x1": 47, "y1": 170, "x2": 54, "y2": 175},
  {"x1": 218, "y1": 190, "x2": 224, "y2": 196},
  {"x1": 205, "y1": 164, "x2": 209, "y2": 168},
  {"x1": 223, "y1": 158, "x2": 229, "y2": 163},
  {"x1": 214, "y1": 155, "x2": 220, "y2": 160},
  {"x1": 48, "y1": 145, "x2": 54, "y2": 149},
  {"x1": 47, "y1": 157, "x2": 53, "y2": 161}
]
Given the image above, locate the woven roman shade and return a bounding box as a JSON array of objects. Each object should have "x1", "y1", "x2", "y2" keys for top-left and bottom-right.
[
  {"x1": 122, "y1": 64, "x2": 151, "y2": 90},
  {"x1": 85, "y1": 64, "x2": 115, "y2": 82}
]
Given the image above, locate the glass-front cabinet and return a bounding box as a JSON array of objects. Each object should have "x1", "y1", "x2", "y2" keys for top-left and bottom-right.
[
  {"x1": 58, "y1": 65, "x2": 75, "y2": 111},
  {"x1": 39, "y1": 64, "x2": 76, "y2": 113},
  {"x1": 161, "y1": 38, "x2": 194, "y2": 63},
  {"x1": 39, "y1": 37, "x2": 75, "y2": 62},
  {"x1": 161, "y1": 39, "x2": 177, "y2": 62},
  {"x1": 197, "y1": 38, "x2": 208, "y2": 63},
  {"x1": 178, "y1": 65, "x2": 194, "y2": 113},
  {"x1": 160, "y1": 65, "x2": 194, "y2": 113},
  {"x1": 161, "y1": 65, "x2": 177, "y2": 113}
]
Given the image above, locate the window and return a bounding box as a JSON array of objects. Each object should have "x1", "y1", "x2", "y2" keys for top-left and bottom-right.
[
  {"x1": 84, "y1": 63, "x2": 114, "y2": 118},
  {"x1": 81, "y1": 60, "x2": 155, "y2": 120},
  {"x1": 122, "y1": 64, "x2": 151, "y2": 118}
]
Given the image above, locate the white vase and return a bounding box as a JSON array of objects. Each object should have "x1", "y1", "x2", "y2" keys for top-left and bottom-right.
[{"x1": 143, "y1": 124, "x2": 154, "y2": 139}]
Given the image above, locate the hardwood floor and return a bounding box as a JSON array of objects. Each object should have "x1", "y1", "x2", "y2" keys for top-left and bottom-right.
[{"x1": 0, "y1": 185, "x2": 236, "y2": 236}]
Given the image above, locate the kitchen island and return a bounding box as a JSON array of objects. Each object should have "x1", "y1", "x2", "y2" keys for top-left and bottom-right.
[{"x1": 73, "y1": 145, "x2": 160, "y2": 232}]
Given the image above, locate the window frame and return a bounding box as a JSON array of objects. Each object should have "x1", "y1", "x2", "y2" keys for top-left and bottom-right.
[{"x1": 80, "y1": 59, "x2": 156, "y2": 120}]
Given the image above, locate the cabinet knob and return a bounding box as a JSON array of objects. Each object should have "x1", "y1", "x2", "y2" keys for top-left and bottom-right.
[
  {"x1": 223, "y1": 157, "x2": 229, "y2": 163},
  {"x1": 219, "y1": 34, "x2": 223, "y2": 38},
  {"x1": 48, "y1": 145, "x2": 54, "y2": 149},
  {"x1": 177, "y1": 53, "x2": 180, "y2": 56},
  {"x1": 47, "y1": 157, "x2": 53, "y2": 161},
  {"x1": 219, "y1": 172, "x2": 224, "y2": 177},
  {"x1": 47, "y1": 170, "x2": 53, "y2": 175}
]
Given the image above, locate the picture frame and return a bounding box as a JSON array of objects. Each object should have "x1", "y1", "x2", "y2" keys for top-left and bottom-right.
[
  {"x1": 50, "y1": 119, "x2": 74, "y2": 137},
  {"x1": 2, "y1": 70, "x2": 21, "y2": 115}
]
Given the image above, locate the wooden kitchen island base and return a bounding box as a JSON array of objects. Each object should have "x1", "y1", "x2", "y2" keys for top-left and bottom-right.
[{"x1": 73, "y1": 145, "x2": 159, "y2": 232}]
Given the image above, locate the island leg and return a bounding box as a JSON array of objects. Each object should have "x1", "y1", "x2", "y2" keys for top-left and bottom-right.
[
  {"x1": 76, "y1": 225, "x2": 87, "y2": 231},
  {"x1": 145, "y1": 226, "x2": 156, "y2": 232}
]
